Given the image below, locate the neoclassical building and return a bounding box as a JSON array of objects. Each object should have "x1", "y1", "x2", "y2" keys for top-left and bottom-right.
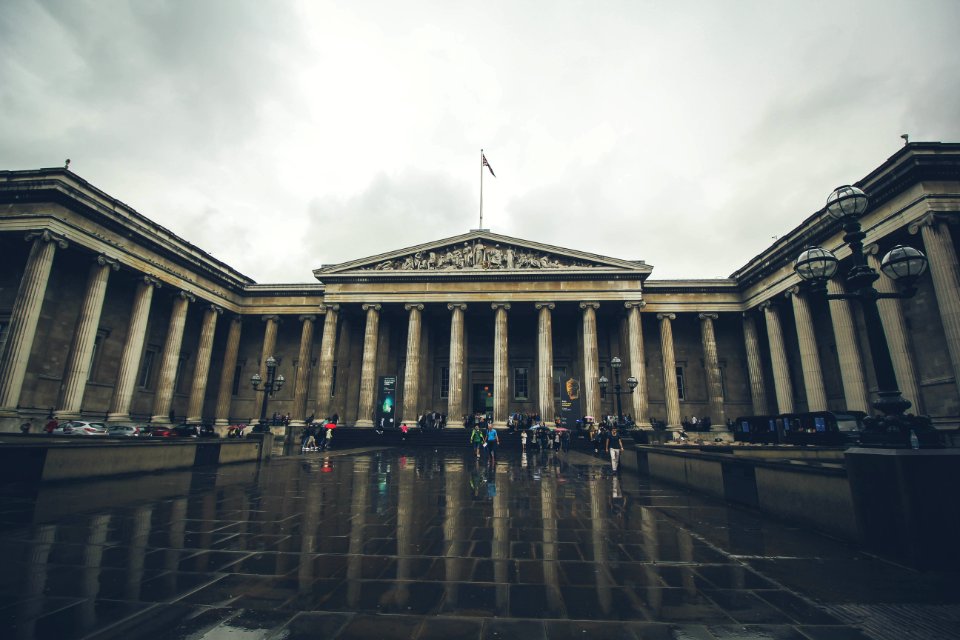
[{"x1": 1, "y1": 143, "x2": 958, "y2": 435}]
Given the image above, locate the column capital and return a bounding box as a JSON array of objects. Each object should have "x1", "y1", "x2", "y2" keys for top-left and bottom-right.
[
  {"x1": 298, "y1": 314, "x2": 317, "y2": 323},
  {"x1": 624, "y1": 300, "x2": 646, "y2": 309},
  {"x1": 361, "y1": 303, "x2": 382, "y2": 312},
  {"x1": 319, "y1": 303, "x2": 340, "y2": 313},
  {"x1": 208, "y1": 304, "x2": 224, "y2": 315},
  {"x1": 230, "y1": 314, "x2": 243, "y2": 325},
  {"x1": 177, "y1": 290, "x2": 196, "y2": 303},
  {"x1": 908, "y1": 211, "x2": 955, "y2": 235},
  {"x1": 262, "y1": 313, "x2": 280, "y2": 322},
  {"x1": 864, "y1": 242, "x2": 882, "y2": 256},
  {"x1": 535, "y1": 302, "x2": 555, "y2": 310},
  {"x1": 404, "y1": 303, "x2": 425, "y2": 312},
  {"x1": 579, "y1": 301, "x2": 600, "y2": 310},
  {"x1": 759, "y1": 299, "x2": 777, "y2": 312},
  {"x1": 25, "y1": 229, "x2": 69, "y2": 249},
  {"x1": 656, "y1": 312, "x2": 676, "y2": 321},
  {"x1": 447, "y1": 302, "x2": 467, "y2": 312},
  {"x1": 698, "y1": 312, "x2": 719, "y2": 321},
  {"x1": 96, "y1": 255, "x2": 120, "y2": 271},
  {"x1": 784, "y1": 285, "x2": 802, "y2": 298},
  {"x1": 491, "y1": 302, "x2": 511, "y2": 311},
  {"x1": 142, "y1": 275, "x2": 162, "y2": 289}
]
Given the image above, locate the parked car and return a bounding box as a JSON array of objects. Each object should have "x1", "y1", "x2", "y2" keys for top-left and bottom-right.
[
  {"x1": 172, "y1": 424, "x2": 219, "y2": 438},
  {"x1": 143, "y1": 426, "x2": 177, "y2": 438},
  {"x1": 107, "y1": 424, "x2": 145, "y2": 437},
  {"x1": 62, "y1": 421, "x2": 108, "y2": 436},
  {"x1": 50, "y1": 423, "x2": 74, "y2": 435}
]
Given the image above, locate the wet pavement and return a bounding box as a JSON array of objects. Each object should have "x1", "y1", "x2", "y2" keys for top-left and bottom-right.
[{"x1": 1, "y1": 445, "x2": 958, "y2": 640}]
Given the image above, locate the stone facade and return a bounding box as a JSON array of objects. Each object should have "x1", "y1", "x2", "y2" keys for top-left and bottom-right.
[{"x1": 1, "y1": 143, "x2": 959, "y2": 433}]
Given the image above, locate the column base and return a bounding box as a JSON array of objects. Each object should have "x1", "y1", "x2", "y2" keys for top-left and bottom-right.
[
  {"x1": 493, "y1": 421, "x2": 507, "y2": 429},
  {"x1": 288, "y1": 419, "x2": 306, "y2": 428},
  {"x1": 214, "y1": 418, "x2": 230, "y2": 427},
  {"x1": 185, "y1": 417, "x2": 203, "y2": 425},
  {"x1": 354, "y1": 419, "x2": 374, "y2": 428},
  {"x1": 106, "y1": 413, "x2": 132, "y2": 423},
  {"x1": 150, "y1": 416, "x2": 173, "y2": 425},
  {"x1": 53, "y1": 411, "x2": 82, "y2": 422}
]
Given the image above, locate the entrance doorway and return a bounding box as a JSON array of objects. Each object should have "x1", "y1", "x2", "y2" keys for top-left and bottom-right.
[{"x1": 472, "y1": 383, "x2": 494, "y2": 416}]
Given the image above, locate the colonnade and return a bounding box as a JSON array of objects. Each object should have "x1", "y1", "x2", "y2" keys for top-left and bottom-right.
[{"x1": 2, "y1": 214, "x2": 959, "y2": 431}]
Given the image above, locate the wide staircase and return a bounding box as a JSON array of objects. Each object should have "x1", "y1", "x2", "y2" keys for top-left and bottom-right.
[{"x1": 321, "y1": 427, "x2": 528, "y2": 450}]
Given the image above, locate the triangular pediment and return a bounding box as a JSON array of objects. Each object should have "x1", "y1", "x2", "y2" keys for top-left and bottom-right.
[{"x1": 313, "y1": 230, "x2": 651, "y2": 279}]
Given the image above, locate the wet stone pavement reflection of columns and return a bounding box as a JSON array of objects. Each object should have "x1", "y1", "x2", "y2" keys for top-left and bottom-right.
[{"x1": 2, "y1": 449, "x2": 959, "y2": 639}]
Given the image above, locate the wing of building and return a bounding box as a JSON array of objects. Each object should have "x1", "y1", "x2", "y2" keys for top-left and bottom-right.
[{"x1": 1, "y1": 142, "x2": 959, "y2": 435}]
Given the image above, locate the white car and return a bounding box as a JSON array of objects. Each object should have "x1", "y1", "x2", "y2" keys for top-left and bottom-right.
[
  {"x1": 62, "y1": 421, "x2": 109, "y2": 436},
  {"x1": 107, "y1": 424, "x2": 144, "y2": 437}
]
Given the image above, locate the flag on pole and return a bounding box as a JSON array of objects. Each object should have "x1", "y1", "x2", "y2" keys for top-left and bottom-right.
[{"x1": 482, "y1": 153, "x2": 496, "y2": 178}]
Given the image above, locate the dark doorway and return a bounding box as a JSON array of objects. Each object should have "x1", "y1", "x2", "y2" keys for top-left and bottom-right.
[{"x1": 472, "y1": 382, "x2": 494, "y2": 416}]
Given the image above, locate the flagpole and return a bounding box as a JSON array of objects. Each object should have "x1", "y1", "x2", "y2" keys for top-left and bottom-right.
[{"x1": 479, "y1": 148, "x2": 484, "y2": 230}]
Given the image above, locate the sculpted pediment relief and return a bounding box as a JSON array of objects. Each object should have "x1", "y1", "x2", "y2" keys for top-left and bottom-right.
[
  {"x1": 315, "y1": 231, "x2": 650, "y2": 277},
  {"x1": 366, "y1": 239, "x2": 595, "y2": 272}
]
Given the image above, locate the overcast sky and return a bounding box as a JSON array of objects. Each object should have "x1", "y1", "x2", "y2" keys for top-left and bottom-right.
[{"x1": 2, "y1": 1, "x2": 958, "y2": 284}]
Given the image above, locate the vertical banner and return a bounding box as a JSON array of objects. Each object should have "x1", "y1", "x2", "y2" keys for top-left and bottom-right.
[
  {"x1": 559, "y1": 377, "x2": 581, "y2": 427},
  {"x1": 377, "y1": 375, "x2": 397, "y2": 430}
]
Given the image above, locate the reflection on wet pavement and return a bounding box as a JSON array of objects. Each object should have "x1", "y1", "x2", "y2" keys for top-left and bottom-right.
[{"x1": 0, "y1": 447, "x2": 958, "y2": 640}]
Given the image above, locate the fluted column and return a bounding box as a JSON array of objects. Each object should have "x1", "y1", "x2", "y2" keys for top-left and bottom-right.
[
  {"x1": 910, "y1": 213, "x2": 960, "y2": 402},
  {"x1": 625, "y1": 302, "x2": 650, "y2": 428},
  {"x1": 536, "y1": 303, "x2": 555, "y2": 421},
  {"x1": 151, "y1": 291, "x2": 195, "y2": 424},
  {"x1": 447, "y1": 303, "x2": 467, "y2": 427},
  {"x1": 827, "y1": 280, "x2": 869, "y2": 412},
  {"x1": 56, "y1": 255, "x2": 119, "y2": 420},
  {"x1": 401, "y1": 303, "x2": 424, "y2": 425},
  {"x1": 698, "y1": 313, "x2": 726, "y2": 428},
  {"x1": 742, "y1": 312, "x2": 769, "y2": 415},
  {"x1": 355, "y1": 303, "x2": 381, "y2": 427},
  {"x1": 0, "y1": 231, "x2": 68, "y2": 416},
  {"x1": 657, "y1": 313, "x2": 681, "y2": 429},
  {"x1": 761, "y1": 300, "x2": 794, "y2": 414},
  {"x1": 213, "y1": 316, "x2": 242, "y2": 426},
  {"x1": 866, "y1": 246, "x2": 921, "y2": 411},
  {"x1": 314, "y1": 304, "x2": 339, "y2": 420},
  {"x1": 254, "y1": 314, "x2": 280, "y2": 421},
  {"x1": 580, "y1": 302, "x2": 601, "y2": 421},
  {"x1": 787, "y1": 287, "x2": 827, "y2": 412},
  {"x1": 492, "y1": 303, "x2": 510, "y2": 427},
  {"x1": 108, "y1": 276, "x2": 160, "y2": 422},
  {"x1": 288, "y1": 315, "x2": 316, "y2": 428},
  {"x1": 185, "y1": 305, "x2": 222, "y2": 424}
]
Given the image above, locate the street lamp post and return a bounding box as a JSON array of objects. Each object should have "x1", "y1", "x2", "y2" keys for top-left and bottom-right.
[
  {"x1": 250, "y1": 355, "x2": 285, "y2": 434},
  {"x1": 794, "y1": 185, "x2": 935, "y2": 447},
  {"x1": 599, "y1": 356, "x2": 639, "y2": 426}
]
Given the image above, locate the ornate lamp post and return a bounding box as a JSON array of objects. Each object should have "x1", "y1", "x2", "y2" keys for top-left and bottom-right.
[
  {"x1": 599, "y1": 356, "x2": 639, "y2": 426},
  {"x1": 250, "y1": 355, "x2": 285, "y2": 434},
  {"x1": 794, "y1": 185, "x2": 933, "y2": 447}
]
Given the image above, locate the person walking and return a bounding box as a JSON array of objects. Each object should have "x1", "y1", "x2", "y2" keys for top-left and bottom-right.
[
  {"x1": 400, "y1": 422, "x2": 409, "y2": 441},
  {"x1": 606, "y1": 427, "x2": 625, "y2": 473},
  {"x1": 520, "y1": 430, "x2": 527, "y2": 452},
  {"x1": 485, "y1": 424, "x2": 500, "y2": 464},
  {"x1": 470, "y1": 425, "x2": 484, "y2": 459}
]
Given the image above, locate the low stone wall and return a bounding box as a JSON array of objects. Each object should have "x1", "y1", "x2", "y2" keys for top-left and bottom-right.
[
  {"x1": 0, "y1": 438, "x2": 266, "y2": 483},
  {"x1": 637, "y1": 445, "x2": 855, "y2": 541}
]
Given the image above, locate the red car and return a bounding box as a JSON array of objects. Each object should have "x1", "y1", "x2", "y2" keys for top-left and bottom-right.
[{"x1": 144, "y1": 426, "x2": 177, "y2": 438}]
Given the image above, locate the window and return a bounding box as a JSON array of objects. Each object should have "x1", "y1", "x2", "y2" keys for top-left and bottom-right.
[
  {"x1": 173, "y1": 356, "x2": 188, "y2": 393},
  {"x1": 138, "y1": 349, "x2": 157, "y2": 389},
  {"x1": 231, "y1": 364, "x2": 243, "y2": 396},
  {"x1": 0, "y1": 315, "x2": 10, "y2": 360},
  {"x1": 440, "y1": 367, "x2": 450, "y2": 399},
  {"x1": 676, "y1": 365, "x2": 686, "y2": 401},
  {"x1": 88, "y1": 330, "x2": 109, "y2": 382},
  {"x1": 514, "y1": 367, "x2": 529, "y2": 400},
  {"x1": 552, "y1": 366, "x2": 566, "y2": 398}
]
